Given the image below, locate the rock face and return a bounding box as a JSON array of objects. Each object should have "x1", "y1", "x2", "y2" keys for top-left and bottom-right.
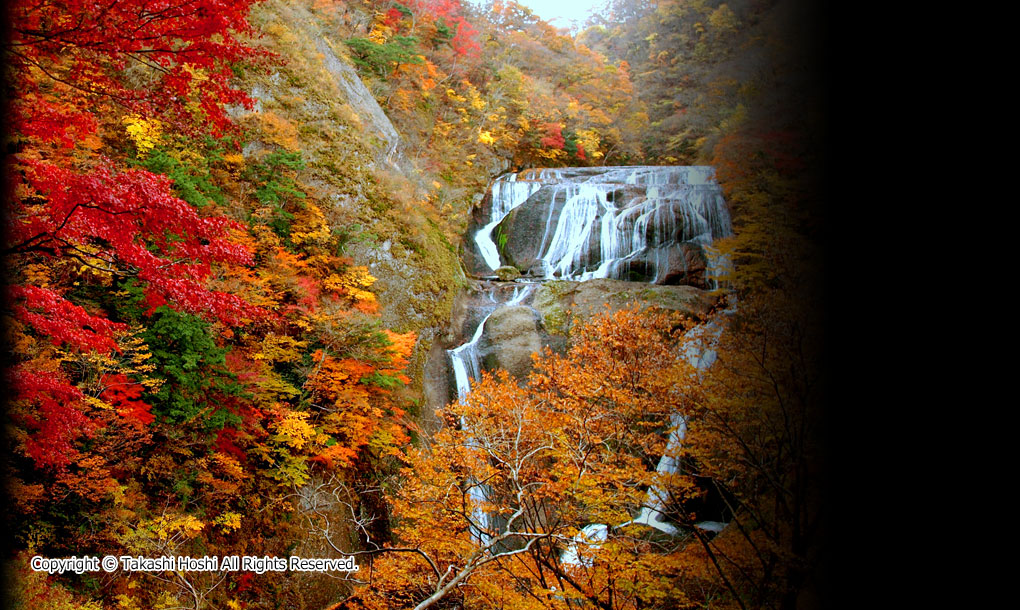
[
  {"x1": 463, "y1": 166, "x2": 731, "y2": 287},
  {"x1": 490, "y1": 185, "x2": 562, "y2": 273},
  {"x1": 238, "y1": 0, "x2": 465, "y2": 438},
  {"x1": 313, "y1": 36, "x2": 402, "y2": 168},
  {"x1": 532, "y1": 278, "x2": 719, "y2": 336},
  {"x1": 478, "y1": 306, "x2": 544, "y2": 379}
]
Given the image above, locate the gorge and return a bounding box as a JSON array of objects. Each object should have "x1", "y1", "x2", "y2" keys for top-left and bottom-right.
[
  {"x1": 4, "y1": 0, "x2": 826, "y2": 605},
  {"x1": 441, "y1": 164, "x2": 734, "y2": 553}
]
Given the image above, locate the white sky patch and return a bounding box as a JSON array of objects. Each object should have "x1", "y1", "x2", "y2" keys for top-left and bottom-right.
[
  {"x1": 469, "y1": 0, "x2": 605, "y2": 31},
  {"x1": 518, "y1": 0, "x2": 603, "y2": 28}
]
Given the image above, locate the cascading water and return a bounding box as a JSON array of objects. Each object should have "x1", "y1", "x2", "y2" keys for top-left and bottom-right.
[
  {"x1": 449, "y1": 321, "x2": 485, "y2": 403},
  {"x1": 448, "y1": 284, "x2": 534, "y2": 401},
  {"x1": 560, "y1": 304, "x2": 733, "y2": 565},
  {"x1": 475, "y1": 175, "x2": 543, "y2": 271},
  {"x1": 616, "y1": 307, "x2": 731, "y2": 533},
  {"x1": 447, "y1": 284, "x2": 534, "y2": 544},
  {"x1": 621, "y1": 413, "x2": 688, "y2": 536},
  {"x1": 448, "y1": 165, "x2": 732, "y2": 558},
  {"x1": 471, "y1": 166, "x2": 731, "y2": 286}
]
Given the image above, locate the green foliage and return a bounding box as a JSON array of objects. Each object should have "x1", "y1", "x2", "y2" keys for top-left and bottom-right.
[
  {"x1": 361, "y1": 370, "x2": 403, "y2": 390},
  {"x1": 344, "y1": 36, "x2": 424, "y2": 77},
  {"x1": 563, "y1": 128, "x2": 579, "y2": 158},
  {"x1": 392, "y1": 2, "x2": 413, "y2": 18},
  {"x1": 173, "y1": 470, "x2": 198, "y2": 503},
  {"x1": 141, "y1": 306, "x2": 243, "y2": 425},
  {"x1": 132, "y1": 138, "x2": 230, "y2": 208},
  {"x1": 107, "y1": 277, "x2": 153, "y2": 322},
  {"x1": 431, "y1": 19, "x2": 454, "y2": 46},
  {"x1": 243, "y1": 150, "x2": 306, "y2": 239}
]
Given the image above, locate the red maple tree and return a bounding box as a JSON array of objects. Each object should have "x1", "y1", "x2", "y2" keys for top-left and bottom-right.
[{"x1": 4, "y1": 0, "x2": 267, "y2": 469}]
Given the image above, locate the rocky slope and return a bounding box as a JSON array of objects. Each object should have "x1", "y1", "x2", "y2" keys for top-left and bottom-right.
[{"x1": 236, "y1": 0, "x2": 467, "y2": 410}]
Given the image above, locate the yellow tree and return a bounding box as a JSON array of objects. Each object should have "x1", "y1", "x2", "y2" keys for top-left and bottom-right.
[
  {"x1": 328, "y1": 307, "x2": 760, "y2": 610},
  {"x1": 324, "y1": 279, "x2": 823, "y2": 610}
]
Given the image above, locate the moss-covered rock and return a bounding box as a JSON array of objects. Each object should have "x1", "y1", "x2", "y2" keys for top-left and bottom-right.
[
  {"x1": 532, "y1": 278, "x2": 719, "y2": 336},
  {"x1": 494, "y1": 265, "x2": 521, "y2": 281},
  {"x1": 478, "y1": 305, "x2": 544, "y2": 380},
  {"x1": 531, "y1": 279, "x2": 573, "y2": 336}
]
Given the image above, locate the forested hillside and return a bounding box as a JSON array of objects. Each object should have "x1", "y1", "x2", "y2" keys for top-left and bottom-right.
[{"x1": 2, "y1": 0, "x2": 827, "y2": 608}]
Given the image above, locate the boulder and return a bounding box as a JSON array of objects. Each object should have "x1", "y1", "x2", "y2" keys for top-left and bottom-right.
[
  {"x1": 612, "y1": 242, "x2": 709, "y2": 286},
  {"x1": 659, "y1": 243, "x2": 708, "y2": 287},
  {"x1": 494, "y1": 185, "x2": 563, "y2": 274},
  {"x1": 532, "y1": 278, "x2": 718, "y2": 336},
  {"x1": 494, "y1": 265, "x2": 522, "y2": 281},
  {"x1": 478, "y1": 306, "x2": 544, "y2": 380}
]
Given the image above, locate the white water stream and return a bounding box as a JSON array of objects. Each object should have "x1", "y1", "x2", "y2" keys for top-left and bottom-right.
[
  {"x1": 474, "y1": 166, "x2": 731, "y2": 284},
  {"x1": 475, "y1": 175, "x2": 543, "y2": 271},
  {"x1": 449, "y1": 166, "x2": 733, "y2": 557},
  {"x1": 561, "y1": 303, "x2": 734, "y2": 564},
  {"x1": 448, "y1": 284, "x2": 534, "y2": 543}
]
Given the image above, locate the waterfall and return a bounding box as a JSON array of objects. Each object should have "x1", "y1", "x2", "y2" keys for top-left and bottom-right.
[
  {"x1": 620, "y1": 413, "x2": 688, "y2": 536},
  {"x1": 626, "y1": 300, "x2": 732, "y2": 529},
  {"x1": 475, "y1": 175, "x2": 543, "y2": 271},
  {"x1": 447, "y1": 284, "x2": 535, "y2": 543},
  {"x1": 558, "y1": 524, "x2": 608, "y2": 567},
  {"x1": 451, "y1": 165, "x2": 733, "y2": 562},
  {"x1": 448, "y1": 285, "x2": 534, "y2": 400},
  {"x1": 449, "y1": 315, "x2": 491, "y2": 543},
  {"x1": 538, "y1": 183, "x2": 604, "y2": 279},
  {"x1": 562, "y1": 298, "x2": 736, "y2": 564},
  {"x1": 449, "y1": 320, "x2": 485, "y2": 402},
  {"x1": 474, "y1": 166, "x2": 731, "y2": 286}
]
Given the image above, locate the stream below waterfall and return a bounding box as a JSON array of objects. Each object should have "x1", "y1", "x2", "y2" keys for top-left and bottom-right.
[{"x1": 443, "y1": 165, "x2": 734, "y2": 559}]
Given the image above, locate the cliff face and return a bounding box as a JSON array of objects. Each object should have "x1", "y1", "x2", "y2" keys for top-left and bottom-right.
[
  {"x1": 235, "y1": 0, "x2": 465, "y2": 404},
  {"x1": 224, "y1": 4, "x2": 470, "y2": 604},
  {"x1": 462, "y1": 167, "x2": 730, "y2": 287}
]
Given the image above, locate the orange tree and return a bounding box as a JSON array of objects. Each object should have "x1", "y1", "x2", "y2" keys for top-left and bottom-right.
[
  {"x1": 326, "y1": 294, "x2": 822, "y2": 610},
  {"x1": 318, "y1": 307, "x2": 740, "y2": 610}
]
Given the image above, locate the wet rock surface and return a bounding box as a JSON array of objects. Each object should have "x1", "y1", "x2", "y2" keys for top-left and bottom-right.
[
  {"x1": 463, "y1": 166, "x2": 730, "y2": 286},
  {"x1": 532, "y1": 278, "x2": 719, "y2": 336},
  {"x1": 477, "y1": 306, "x2": 545, "y2": 380}
]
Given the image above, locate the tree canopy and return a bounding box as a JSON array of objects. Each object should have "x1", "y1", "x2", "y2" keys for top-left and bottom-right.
[{"x1": 2, "y1": 0, "x2": 826, "y2": 608}]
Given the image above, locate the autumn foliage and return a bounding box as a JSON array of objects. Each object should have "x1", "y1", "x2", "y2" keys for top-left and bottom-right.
[
  {"x1": 3, "y1": 0, "x2": 824, "y2": 607},
  {"x1": 7, "y1": 0, "x2": 264, "y2": 139},
  {"x1": 4, "y1": 0, "x2": 419, "y2": 607},
  {"x1": 333, "y1": 292, "x2": 820, "y2": 610},
  {"x1": 328, "y1": 309, "x2": 694, "y2": 609}
]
